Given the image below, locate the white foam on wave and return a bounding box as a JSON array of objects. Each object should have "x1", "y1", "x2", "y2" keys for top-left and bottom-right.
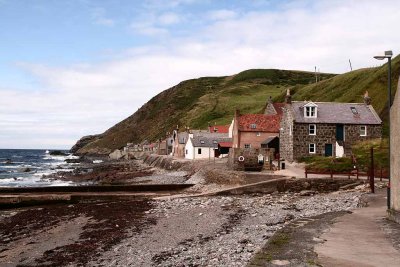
[{"x1": 93, "y1": 160, "x2": 103, "y2": 164}]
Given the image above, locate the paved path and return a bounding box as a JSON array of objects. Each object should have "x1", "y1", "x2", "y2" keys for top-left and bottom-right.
[{"x1": 315, "y1": 190, "x2": 400, "y2": 267}]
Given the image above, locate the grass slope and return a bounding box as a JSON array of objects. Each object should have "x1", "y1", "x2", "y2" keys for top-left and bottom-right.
[
  {"x1": 77, "y1": 69, "x2": 334, "y2": 154},
  {"x1": 77, "y1": 55, "x2": 400, "y2": 155}
]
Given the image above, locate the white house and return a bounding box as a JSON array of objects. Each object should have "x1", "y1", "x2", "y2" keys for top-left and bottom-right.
[{"x1": 184, "y1": 132, "x2": 230, "y2": 160}]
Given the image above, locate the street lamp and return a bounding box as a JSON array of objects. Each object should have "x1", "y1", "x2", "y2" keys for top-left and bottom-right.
[{"x1": 374, "y1": 50, "x2": 393, "y2": 209}]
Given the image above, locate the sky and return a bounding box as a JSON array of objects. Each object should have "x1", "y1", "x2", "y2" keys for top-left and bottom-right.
[{"x1": 0, "y1": 0, "x2": 400, "y2": 149}]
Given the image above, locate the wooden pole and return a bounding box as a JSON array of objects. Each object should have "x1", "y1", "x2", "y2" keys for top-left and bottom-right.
[{"x1": 370, "y1": 147, "x2": 375, "y2": 193}]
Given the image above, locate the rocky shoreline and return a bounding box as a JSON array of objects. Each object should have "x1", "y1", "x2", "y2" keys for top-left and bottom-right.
[{"x1": 89, "y1": 190, "x2": 363, "y2": 267}]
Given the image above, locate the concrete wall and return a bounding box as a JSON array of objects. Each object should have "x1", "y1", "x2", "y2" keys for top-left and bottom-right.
[{"x1": 391, "y1": 78, "x2": 400, "y2": 212}]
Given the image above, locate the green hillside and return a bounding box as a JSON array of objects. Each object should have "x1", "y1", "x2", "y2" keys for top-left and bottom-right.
[{"x1": 75, "y1": 55, "x2": 400, "y2": 155}]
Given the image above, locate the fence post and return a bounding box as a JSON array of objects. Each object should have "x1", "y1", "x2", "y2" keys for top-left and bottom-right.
[
  {"x1": 370, "y1": 147, "x2": 375, "y2": 194},
  {"x1": 305, "y1": 168, "x2": 308, "y2": 179},
  {"x1": 330, "y1": 169, "x2": 333, "y2": 179}
]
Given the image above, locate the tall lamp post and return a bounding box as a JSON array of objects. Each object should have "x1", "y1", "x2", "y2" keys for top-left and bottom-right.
[{"x1": 374, "y1": 50, "x2": 393, "y2": 209}]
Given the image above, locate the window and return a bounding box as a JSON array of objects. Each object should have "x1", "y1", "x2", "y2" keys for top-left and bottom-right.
[
  {"x1": 200, "y1": 140, "x2": 205, "y2": 144},
  {"x1": 213, "y1": 140, "x2": 218, "y2": 144},
  {"x1": 360, "y1": 126, "x2": 367, "y2": 136},
  {"x1": 198, "y1": 148, "x2": 202, "y2": 154},
  {"x1": 309, "y1": 124, "x2": 316, "y2": 135},
  {"x1": 350, "y1": 107, "x2": 358, "y2": 114},
  {"x1": 289, "y1": 124, "x2": 293, "y2": 136},
  {"x1": 305, "y1": 106, "x2": 317, "y2": 118},
  {"x1": 185, "y1": 149, "x2": 188, "y2": 155},
  {"x1": 244, "y1": 144, "x2": 251, "y2": 149},
  {"x1": 250, "y1": 124, "x2": 257, "y2": 129},
  {"x1": 309, "y1": 144, "x2": 316, "y2": 154},
  {"x1": 256, "y1": 132, "x2": 261, "y2": 136}
]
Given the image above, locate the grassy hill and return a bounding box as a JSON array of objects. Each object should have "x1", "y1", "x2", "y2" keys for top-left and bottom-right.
[{"x1": 75, "y1": 55, "x2": 400, "y2": 155}]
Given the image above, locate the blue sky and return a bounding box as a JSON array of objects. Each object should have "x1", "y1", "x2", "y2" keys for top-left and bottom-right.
[{"x1": 1, "y1": 0, "x2": 399, "y2": 149}]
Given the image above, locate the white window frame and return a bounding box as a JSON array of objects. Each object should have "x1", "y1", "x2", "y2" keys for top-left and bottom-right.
[
  {"x1": 250, "y1": 124, "x2": 257, "y2": 129},
  {"x1": 309, "y1": 124, "x2": 316, "y2": 135},
  {"x1": 244, "y1": 144, "x2": 251, "y2": 149},
  {"x1": 309, "y1": 143, "x2": 316, "y2": 154},
  {"x1": 360, "y1": 125, "x2": 367, "y2": 136},
  {"x1": 304, "y1": 102, "x2": 318, "y2": 118},
  {"x1": 289, "y1": 124, "x2": 293, "y2": 136},
  {"x1": 256, "y1": 132, "x2": 261, "y2": 136}
]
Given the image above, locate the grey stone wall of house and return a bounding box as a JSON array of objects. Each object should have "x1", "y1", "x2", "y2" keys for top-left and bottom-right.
[
  {"x1": 343, "y1": 124, "x2": 382, "y2": 153},
  {"x1": 390, "y1": 78, "x2": 400, "y2": 213},
  {"x1": 279, "y1": 104, "x2": 294, "y2": 162},
  {"x1": 291, "y1": 123, "x2": 382, "y2": 160}
]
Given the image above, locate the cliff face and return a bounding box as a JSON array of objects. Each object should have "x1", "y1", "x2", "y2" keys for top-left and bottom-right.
[
  {"x1": 73, "y1": 69, "x2": 335, "y2": 155},
  {"x1": 70, "y1": 134, "x2": 102, "y2": 154},
  {"x1": 73, "y1": 57, "x2": 400, "y2": 155}
]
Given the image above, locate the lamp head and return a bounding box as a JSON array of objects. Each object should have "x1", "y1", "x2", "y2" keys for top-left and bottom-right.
[{"x1": 374, "y1": 50, "x2": 393, "y2": 60}]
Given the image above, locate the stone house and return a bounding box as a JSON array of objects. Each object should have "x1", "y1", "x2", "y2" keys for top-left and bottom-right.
[
  {"x1": 184, "y1": 132, "x2": 231, "y2": 160},
  {"x1": 172, "y1": 130, "x2": 189, "y2": 158},
  {"x1": 158, "y1": 137, "x2": 173, "y2": 155},
  {"x1": 280, "y1": 90, "x2": 382, "y2": 162},
  {"x1": 389, "y1": 78, "x2": 400, "y2": 223},
  {"x1": 230, "y1": 98, "x2": 284, "y2": 150}
]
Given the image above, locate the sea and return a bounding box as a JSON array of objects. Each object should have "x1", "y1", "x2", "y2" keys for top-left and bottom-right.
[{"x1": 0, "y1": 149, "x2": 78, "y2": 187}]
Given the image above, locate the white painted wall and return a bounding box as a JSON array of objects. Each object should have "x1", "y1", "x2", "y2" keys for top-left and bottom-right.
[
  {"x1": 229, "y1": 119, "x2": 234, "y2": 138},
  {"x1": 193, "y1": 147, "x2": 215, "y2": 159},
  {"x1": 185, "y1": 138, "x2": 195, "y2": 160},
  {"x1": 335, "y1": 141, "x2": 344, "y2": 158}
]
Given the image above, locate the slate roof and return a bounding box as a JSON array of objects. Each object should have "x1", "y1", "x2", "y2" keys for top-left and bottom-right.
[
  {"x1": 177, "y1": 132, "x2": 189, "y2": 144},
  {"x1": 191, "y1": 132, "x2": 231, "y2": 147},
  {"x1": 261, "y1": 136, "x2": 279, "y2": 145},
  {"x1": 238, "y1": 114, "x2": 281, "y2": 132},
  {"x1": 208, "y1": 125, "x2": 230, "y2": 133},
  {"x1": 291, "y1": 101, "x2": 382, "y2": 125}
]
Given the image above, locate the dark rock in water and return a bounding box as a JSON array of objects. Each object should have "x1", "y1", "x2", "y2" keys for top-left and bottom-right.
[
  {"x1": 5, "y1": 159, "x2": 12, "y2": 164},
  {"x1": 65, "y1": 158, "x2": 81, "y2": 164},
  {"x1": 21, "y1": 167, "x2": 31, "y2": 172},
  {"x1": 49, "y1": 150, "x2": 68, "y2": 156}
]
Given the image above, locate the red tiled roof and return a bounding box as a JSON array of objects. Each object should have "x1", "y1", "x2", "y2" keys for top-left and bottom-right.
[
  {"x1": 208, "y1": 125, "x2": 230, "y2": 133},
  {"x1": 218, "y1": 142, "x2": 232, "y2": 148},
  {"x1": 238, "y1": 114, "x2": 281, "y2": 132},
  {"x1": 273, "y1": 103, "x2": 285, "y2": 116}
]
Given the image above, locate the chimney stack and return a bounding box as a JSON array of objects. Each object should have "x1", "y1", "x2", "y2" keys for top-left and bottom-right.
[
  {"x1": 285, "y1": 89, "x2": 292, "y2": 104},
  {"x1": 364, "y1": 91, "x2": 371, "y2": 105}
]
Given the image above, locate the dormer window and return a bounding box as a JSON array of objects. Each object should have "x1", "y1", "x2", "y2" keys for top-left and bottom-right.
[
  {"x1": 200, "y1": 140, "x2": 205, "y2": 144},
  {"x1": 303, "y1": 102, "x2": 318, "y2": 118},
  {"x1": 250, "y1": 124, "x2": 257, "y2": 129},
  {"x1": 305, "y1": 106, "x2": 316, "y2": 117}
]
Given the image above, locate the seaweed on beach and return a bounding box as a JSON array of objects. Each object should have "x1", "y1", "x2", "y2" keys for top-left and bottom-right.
[{"x1": 1, "y1": 199, "x2": 156, "y2": 266}]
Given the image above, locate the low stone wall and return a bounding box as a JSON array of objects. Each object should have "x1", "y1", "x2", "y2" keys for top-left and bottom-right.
[
  {"x1": 210, "y1": 178, "x2": 365, "y2": 195},
  {"x1": 142, "y1": 154, "x2": 187, "y2": 170},
  {"x1": 228, "y1": 148, "x2": 274, "y2": 171}
]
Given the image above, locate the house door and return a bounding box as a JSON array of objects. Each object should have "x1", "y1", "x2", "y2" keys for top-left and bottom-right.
[
  {"x1": 336, "y1": 124, "x2": 344, "y2": 141},
  {"x1": 325, "y1": 144, "x2": 333, "y2": 157}
]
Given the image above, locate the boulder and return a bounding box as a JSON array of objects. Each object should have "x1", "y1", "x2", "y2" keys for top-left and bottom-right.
[
  {"x1": 49, "y1": 150, "x2": 68, "y2": 156},
  {"x1": 109, "y1": 149, "x2": 126, "y2": 160},
  {"x1": 65, "y1": 158, "x2": 81, "y2": 164}
]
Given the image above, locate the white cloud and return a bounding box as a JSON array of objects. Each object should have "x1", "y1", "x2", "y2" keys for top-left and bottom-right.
[
  {"x1": 2, "y1": 0, "x2": 400, "y2": 149},
  {"x1": 158, "y1": 12, "x2": 181, "y2": 25},
  {"x1": 91, "y1": 7, "x2": 115, "y2": 26},
  {"x1": 207, "y1": 9, "x2": 237, "y2": 21}
]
